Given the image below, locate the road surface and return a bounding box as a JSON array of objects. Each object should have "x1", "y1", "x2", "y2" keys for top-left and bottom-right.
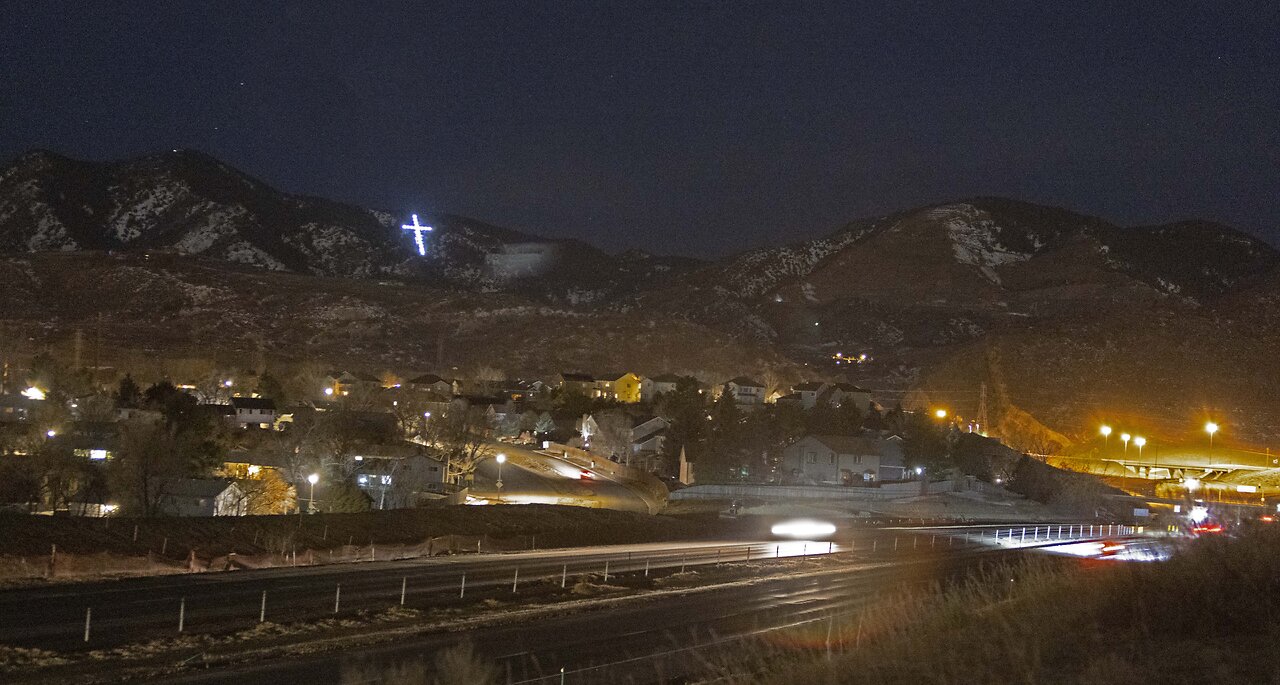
[
  {"x1": 0, "y1": 523, "x2": 1139, "y2": 683},
  {"x1": 469, "y1": 444, "x2": 651, "y2": 513}
]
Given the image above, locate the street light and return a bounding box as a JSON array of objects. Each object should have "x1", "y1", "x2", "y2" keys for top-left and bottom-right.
[
  {"x1": 1100, "y1": 425, "x2": 1112, "y2": 449},
  {"x1": 307, "y1": 473, "x2": 319, "y2": 514},
  {"x1": 934, "y1": 409, "x2": 947, "y2": 419},
  {"x1": 1120, "y1": 433, "x2": 1131, "y2": 454},
  {"x1": 1134, "y1": 437, "x2": 1146, "y2": 468},
  {"x1": 495, "y1": 453, "x2": 506, "y2": 490},
  {"x1": 1205, "y1": 422, "x2": 1219, "y2": 462}
]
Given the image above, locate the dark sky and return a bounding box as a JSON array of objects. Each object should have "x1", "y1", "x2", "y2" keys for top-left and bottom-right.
[{"x1": 3, "y1": 2, "x2": 1277, "y2": 256}]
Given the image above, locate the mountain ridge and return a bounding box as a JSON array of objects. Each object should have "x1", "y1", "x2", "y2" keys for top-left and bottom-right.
[{"x1": 3, "y1": 149, "x2": 1280, "y2": 450}]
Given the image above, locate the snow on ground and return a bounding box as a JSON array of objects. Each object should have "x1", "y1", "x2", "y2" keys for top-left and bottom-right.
[
  {"x1": 222, "y1": 240, "x2": 288, "y2": 271},
  {"x1": 926, "y1": 204, "x2": 1033, "y2": 285}
]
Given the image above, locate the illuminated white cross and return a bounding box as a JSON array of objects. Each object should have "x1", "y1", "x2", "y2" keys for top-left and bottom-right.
[{"x1": 401, "y1": 213, "x2": 433, "y2": 255}]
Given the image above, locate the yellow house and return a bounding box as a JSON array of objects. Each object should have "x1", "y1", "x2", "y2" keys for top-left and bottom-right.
[{"x1": 602, "y1": 372, "x2": 643, "y2": 404}]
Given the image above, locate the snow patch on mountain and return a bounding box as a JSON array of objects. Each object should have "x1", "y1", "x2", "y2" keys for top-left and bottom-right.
[
  {"x1": 928, "y1": 204, "x2": 1033, "y2": 285},
  {"x1": 107, "y1": 180, "x2": 191, "y2": 243},
  {"x1": 223, "y1": 241, "x2": 287, "y2": 271},
  {"x1": 29, "y1": 206, "x2": 75, "y2": 251}
]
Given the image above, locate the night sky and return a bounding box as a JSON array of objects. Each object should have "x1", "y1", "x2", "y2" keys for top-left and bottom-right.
[{"x1": 3, "y1": 2, "x2": 1277, "y2": 256}]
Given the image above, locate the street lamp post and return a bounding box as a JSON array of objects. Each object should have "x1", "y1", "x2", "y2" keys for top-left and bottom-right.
[
  {"x1": 1100, "y1": 425, "x2": 1112, "y2": 451},
  {"x1": 1134, "y1": 437, "x2": 1147, "y2": 475},
  {"x1": 1120, "y1": 433, "x2": 1131, "y2": 455},
  {"x1": 495, "y1": 453, "x2": 506, "y2": 490},
  {"x1": 307, "y1": 473, "x2": 319, "y2": 514},
  {"x1": 1205, "y1": 422, "x2": 1219, "y2": 462}
]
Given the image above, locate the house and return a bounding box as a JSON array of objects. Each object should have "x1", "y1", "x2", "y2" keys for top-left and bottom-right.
[
  {"x1": 230, "y1": 396, "x2": 278, "y2": 429},
  {"x1": 724, "y1": 377, "x2": 766, "y2": 406},
  {"x1": 792, "y1": 381, "x2": 828, "y2": 410},
  {"x1": 557, "y1": 372, "x2": 597, "y2": 397},
  {"x1": 354, "y1": 453, "x2": 448, "y2": 509},
  {"x1": 781, "y1": 434, "x2": 906, "y2": 485},
  {"x1": 598, "y1": 372, "x2": 643, "y2": 403},
  {"x1": 630, "y1": 416, "x2": 670, "y2": 472},
  {"x1": 641, "y1": 374, "x2": 684, "y2": 402},
  {"x1": 774, "y1": 392, "x2": 804, "y2": 409},
  {"x1": 157, "y1": 478, "x2": 247, "y2": 517},
  {"x1": 323, "y1": 370, "x2": 383, "y2": 397},
  {"x1": 405, "y1": 374, "x2": 459, "y2": 398},
  {"x1": 0, "y1": 394, "x2": 35, "y2": 423},
  {"x1": 823, "y1": 383, "x2": 873, "y2": 413}
]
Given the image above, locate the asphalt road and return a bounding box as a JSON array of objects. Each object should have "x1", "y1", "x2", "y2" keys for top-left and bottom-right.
[
  {"x1": 166, "y1": 542, "x2": 1044, "y2": 685},
  {"x1": 469, "y1": 445, "x2": 651, "y2": 513},
  {"x1": 0, "y1": 523, "x2": 1134, "y2": 684}
]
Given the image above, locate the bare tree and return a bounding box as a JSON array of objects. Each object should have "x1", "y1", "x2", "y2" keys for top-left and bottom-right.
[
  {"x1": 109, "y1": 419, "x2": 190, "y2": 516},
  {"x1": 593, "y1": 411, "x2": 634, "y2": 462},
  {"x1": 435, "y1": 404, "x2": 492, "y2": 487}
]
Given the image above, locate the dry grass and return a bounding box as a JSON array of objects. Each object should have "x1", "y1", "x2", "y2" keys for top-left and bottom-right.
[{"x1": 715, "y1": 525, "x2": 1280, "y2": 684}]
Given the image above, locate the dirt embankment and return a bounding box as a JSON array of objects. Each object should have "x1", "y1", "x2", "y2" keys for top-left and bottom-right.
[{"x1": 0, "y1": 505, "x2": 735, "y2": 584}]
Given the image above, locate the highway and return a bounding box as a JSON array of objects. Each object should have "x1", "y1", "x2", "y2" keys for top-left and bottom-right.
[{"x1": 0, "y1": 523, "x2": 1137, "y2": 683}]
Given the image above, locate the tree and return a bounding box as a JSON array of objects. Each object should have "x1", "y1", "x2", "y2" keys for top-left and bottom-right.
[
  {"x1": 702, "y1": 390, "x2": 744, "y2": 480},
  {"x1": 255, "y1": 372, "x2": 287, "y2": 405},
  {"x1": 32, "y1": 441, "x2": 93, "y2": 512},
  {"x1": 231, "y1": 469, "x2": 295, "y2": 515},
  {"x1": 657, "y1": 376, "x2": 708, "y2": 469},
  {"x1": 593, "y1": 411, "x2": 633, "y2": 462},
  {"x1": 902, "y1": 412, "x2": 952, "y2": 477},
  {"x1": 434, "y1": 404, "x2": 491, "y2": 487},
  {"x1": 109, "y1": 419, "x2": 193, "y2": 516},
  {"x1": 534, "y1": 412, "x2": 556, "y2": 437},
  {"x1": 114, "y1": 374, "x2": 142, "y2": 409}
]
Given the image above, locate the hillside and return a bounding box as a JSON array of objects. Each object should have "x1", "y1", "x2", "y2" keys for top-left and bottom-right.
[{"x1": 2, "y1": 150, "x2": 1279, "y2": 448}]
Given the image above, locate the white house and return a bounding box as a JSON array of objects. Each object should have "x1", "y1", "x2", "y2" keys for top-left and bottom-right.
[
  {"x1": 405, "y1": 374, "x2": 459, "y2": 398},
  {"x1": 354, "y1": 453, "x2": 448, "y2": 509},
  {"x1": 792, "y1": 381, "x2": 827, "y2": 409},
  {"x1": 823, "y1": 383, "x2": 873, "y2": 413},
  {"x1": 724, "y1": 377, "x2": 766, "y2": 406},
  {"x1": 629, "y1": 416, "x2": 670, "y2": 471},
  {"x1": 641, "y1": 374, "x2": 685, "y2": 402},
  {"x1": 157, "y1": 479, "x2": 247, "y2": 517},
  {"x1": 230, "y1": 397, "x2": 278, "y2": 429},
  {"x1": 781, "y1": 434, "x2": 906, "y2": 485}
]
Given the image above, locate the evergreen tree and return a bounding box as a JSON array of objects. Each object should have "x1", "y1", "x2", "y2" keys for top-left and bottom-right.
[{"x1": 114, "y1": 374, "x2": 142, "y2": 408}]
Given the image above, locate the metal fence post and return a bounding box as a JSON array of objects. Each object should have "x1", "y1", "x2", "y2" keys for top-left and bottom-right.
[
  {"x1": 260, "y1": 591, "x2": 267, "y2": 623},
  {"x1": 178, "y1": 597, "x2": 185, "y2": 633}
]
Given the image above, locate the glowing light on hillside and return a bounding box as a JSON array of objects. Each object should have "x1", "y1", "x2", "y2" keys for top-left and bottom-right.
[
  {"x1": 934, "y1": 409, "x2": 947, "y2": 419},
  {"x1": 21, "y1": 387, "x2": 45, "y2": 400},
  {"x1": 401, "y1": 213, "x2": 433, "y2": 256}
]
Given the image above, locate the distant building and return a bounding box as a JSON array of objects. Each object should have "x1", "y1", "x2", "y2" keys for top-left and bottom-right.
[
  {"x1": 598, "y1": 372, "x2": 643, "y2": 403},
  {"x1": 0, "y1": 394, "x2": 35, "y2": 423},
  {"x1": 322, "y1": 371, "x2": 382, "y2": 397},
  {"x1": 724, "y1": 377, "x2": 766, "y2": 406},
  {"x1": 557, "y1": 372, "x2": 597, "y2": 397},
  {"x1": 405, "y1": 374, "x2": 459, "y2": 398},
  {"x1": 792, "y1": 381, "x2": 827, "y2": 410},
  {"x1": 230, "y1": 396, "x2": 278, "y2": 429},
  {"x1": 630, "y1": 415, "x2": 670, "y2": 472},
  {"x1": 781, "y1": 434, "x2": 906, "y2": 485},
  {"x1": 822, "y1": 383, "x2": 872, "y2": 413},
  {"x1": 641, "y1": 374, "x2": 684, "y2": 402},
  {"x1": 157, "y1": 479, "x2": 247, "y2": 517},
  {"x1": 353, "y1": 451, "x2": 448, "y2": 509}
]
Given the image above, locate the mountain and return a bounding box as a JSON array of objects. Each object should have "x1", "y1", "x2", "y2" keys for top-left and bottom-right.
[
  {"x1": 0, "y1": 149, "x2": 699, "y2": 303},
  {"x1": 2, "y1": 149, "x2": 1279, "y2": 450}
]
